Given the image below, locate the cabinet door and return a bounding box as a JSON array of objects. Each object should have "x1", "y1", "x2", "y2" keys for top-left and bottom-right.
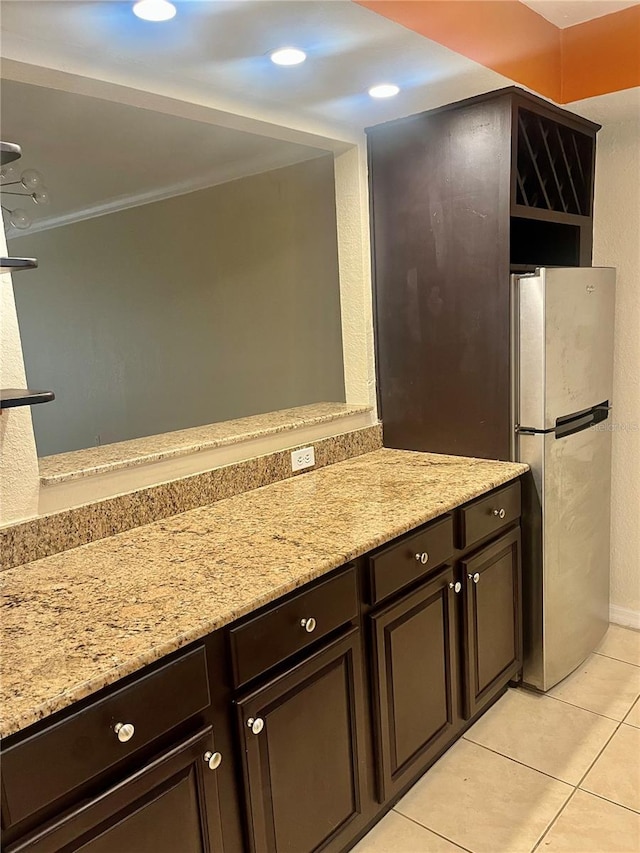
[
  {"x1": 237, "y1": 629, "x2": 368, "y2": 853},
  {"x1": 369, "y1": 566, "x2": 460, "y2": 802},
  {"x1": 367, "y1": 97, "x2": 513, "y2": 460},
  {"x1": 6, "y1": 729, "x2": 224, "y2": 853},
  {"x1": 462, "y1": 528, "x2": 522, "y2": 719}
]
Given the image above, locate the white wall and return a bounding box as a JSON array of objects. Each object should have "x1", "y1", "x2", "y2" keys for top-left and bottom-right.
[
  {"x1": 0, "y1": 227, "x2": 40, "y2": 523},
  {"x1": 0, "y1": 61, "x2": 377, "y2": 524},
  {"x1": 592, "y1": 116, "x2": 640, "y2": 627},
  {"x1": 10, "y1": 157, "x2": 346, "y2": 457}
]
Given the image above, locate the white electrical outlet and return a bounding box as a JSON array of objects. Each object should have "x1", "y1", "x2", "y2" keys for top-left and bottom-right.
[{"x1": 291, "y1": 446, "x2": 315, "y2": 472}]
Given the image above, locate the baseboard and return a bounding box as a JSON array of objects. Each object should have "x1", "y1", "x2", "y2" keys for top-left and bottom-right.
[{"x1": 610, "y1": 604, "x2": 640, "y2": 630}]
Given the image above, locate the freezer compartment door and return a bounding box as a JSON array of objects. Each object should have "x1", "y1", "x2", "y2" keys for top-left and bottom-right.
[
  {"x1": 517, "y1": 267, "x2": 615, "y2": 430},
  {"x1": 519, "y1": 417, "x2": 611, "y2": 691}
]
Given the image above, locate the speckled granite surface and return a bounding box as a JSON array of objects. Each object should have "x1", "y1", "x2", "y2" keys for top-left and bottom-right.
[
  {"x1": 39, "y1": 403, "x2": 371, "y2": 484},
  {"x1": 1, "y1": 425, "x2": 382, "y2": 571},
  {"x1": 0, "y1": 449, "x2": 527, "y2": 738}
]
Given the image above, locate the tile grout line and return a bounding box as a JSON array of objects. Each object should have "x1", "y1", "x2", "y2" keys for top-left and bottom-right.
[
  {"x1": 578, "y1": 787, "x2": 640, "y2": 817},
  {"x1": 622, "y1": 696, "x2": 640, "y2": 726},
  {"x1": 541, "y1": 689, "x2": 640, "y2": 723},
  {"x1": 530, "y1": 718, "x2": 625, "y2": 852},
  {"x1": 385, "y1": 642, "x2": 640, "y2": 853},
  {"x1": 460, "y1": 736, "x2": 581, "y2": 787},
  {"x1": 593, "y1": 650, "x2": 640, "y2": 668},
  {"x1": 504, "y1": 683, "x2": 635, "y2": 725},
  {"x1": 530, "y1": 786, "x2": 580, "y2": 853},
  {"x1": 391, "y1": 809, "x2": 475, "y2": 853}
]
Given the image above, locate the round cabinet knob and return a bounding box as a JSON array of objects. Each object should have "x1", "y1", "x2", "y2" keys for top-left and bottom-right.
[
  {"x1": 247, "y1": 717, "x2": 264, "y2": 735},
  {"x1": 114, "y1": 722, "x2": 135, "y2": 743},
  {"x1": 415, "y1": 552, "x2": 429, "y2": 565},
  {"x1": 300, "y1": 617, "x2": 317, "y2": 633},
  {"x1": 449, "y1": 581, "x2": 462, "y2": 594},
  {"x1": 203, "y1": 751, "x2": 223, "y2": 771},
  {"x1": 468, "y1": 572, "x2": 481, "y2": 584},
  {"x1": 492, "y1": 508, "x2": 506, "y2": 519}
]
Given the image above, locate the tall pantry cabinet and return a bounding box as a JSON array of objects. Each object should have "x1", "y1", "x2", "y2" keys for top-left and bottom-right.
[{"x1": 366, "y1": 86, "x2": 599, "y2": 461}]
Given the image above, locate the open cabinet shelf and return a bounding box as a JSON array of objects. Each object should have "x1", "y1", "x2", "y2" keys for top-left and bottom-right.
[
  {"x1": 0, "y1": 142, "x2": 21, "y2": 166},
  {"x1": 1, "y1": 139, "x2": 53, "y2": 411},
  {"x1": 0, "y1": 389, "x2": 55, "y2": 410},
  {"x1": 1, "y1": 258, "x2": 38, "y2": 274}
]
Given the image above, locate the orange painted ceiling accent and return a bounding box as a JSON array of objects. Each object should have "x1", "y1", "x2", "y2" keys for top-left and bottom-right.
[
  {"x1": 562, "y1": 5, "x2": 640, "y2": 102},
  {"x1": 355, "y1": 1, "x2": 561, "y2": 100},
  {"x1": 355, "y1": 0, "x2": 640, "y2": 103}
]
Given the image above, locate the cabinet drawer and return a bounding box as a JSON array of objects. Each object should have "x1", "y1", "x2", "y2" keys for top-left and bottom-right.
[
  {"x1": 457, "y1": 481, "x2": 521, "y2": 550},
  {"x1": 229, "y1": 565, "x2": 358, "y2": 689},
  {"x1": 5, "y1": 728, "x2": 224, "y2": 853},
  {"x1": 367, "y1": 516, "x2": 454, "y2": 605},
  {"x1": 2, "y1": 645, "x2": 210, "y2": 828}
]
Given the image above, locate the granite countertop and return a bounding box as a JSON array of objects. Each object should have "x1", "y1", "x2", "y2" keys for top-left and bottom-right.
[
  {"x1": 1, "y1": 449, "x2": 528, "y2": 739},
  {"x1": 38, "y1": 402, "x2": 372, "y2": 484}
]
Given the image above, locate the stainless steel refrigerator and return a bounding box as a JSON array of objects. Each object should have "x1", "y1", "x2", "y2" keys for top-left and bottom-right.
[{"x1": 511, "y1": 267, "x2": 616, "y2": 691}]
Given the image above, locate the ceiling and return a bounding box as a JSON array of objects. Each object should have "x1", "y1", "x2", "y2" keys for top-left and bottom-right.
[
  {"x1": 0, "y1": 1, "x2": 510, "y2": 135},
  {"x1": 1, "y1": 78, "x2": 330, "y2": 232},
  {"x1": 521, "y1": 0, "x2": 640, "y2": 28},
  {"x1": 568, "y1": 85, "x2": 640, "y2": 123},
  {"x1": 1, "y1": 0, "x2": 637, "y2": 230}
]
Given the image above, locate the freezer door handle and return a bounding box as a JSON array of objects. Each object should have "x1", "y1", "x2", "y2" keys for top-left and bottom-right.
[{"x1": 554, "y1": 401, "x2": 610, "y2": 439}]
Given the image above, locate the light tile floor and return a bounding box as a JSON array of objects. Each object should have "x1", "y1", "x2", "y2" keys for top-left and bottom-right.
[{"x1": 353, "y1": 625, "x2": 640, "y2": 853}]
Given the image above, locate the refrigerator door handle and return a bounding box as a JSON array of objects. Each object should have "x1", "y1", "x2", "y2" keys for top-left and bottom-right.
[{"x1": 554, "y1": 401, "x2": 610, "y2": 440}]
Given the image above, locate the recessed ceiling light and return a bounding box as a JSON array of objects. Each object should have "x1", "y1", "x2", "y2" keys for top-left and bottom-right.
[
  {"x1": 368, "y1": 84, "x2": 400, "y2": 99},
  {"x1": 270, "y1": 47, "x2": 307, "y2": 66},
  {"x1": 132, "y1": 0, "x2": 176, "y2": 22}
]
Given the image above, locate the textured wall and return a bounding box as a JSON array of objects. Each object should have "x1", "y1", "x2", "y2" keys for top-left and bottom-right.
[
  {"x1": 11, "y1": 157, "x2": 346, "y2": 456},
  {"x1": 334, "y1": 144, "x2": 377, "y2": 409},
  {"x1": 592, "y1": 117, "x2": 640, "y2": 626},
  {"x1": 0, "y1": 227, "x2": 40, "y2": 524}
]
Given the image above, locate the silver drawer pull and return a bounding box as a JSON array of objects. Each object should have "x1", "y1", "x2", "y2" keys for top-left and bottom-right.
[
  {"x1": 449, "y1": 581, "x2": 462, "y2": 594},
  {"x1": 247, "y1": 717, "x2": 264, "y2": 735},
  {"x1": 114, "y1": 722, "x2": 135, "y2": 743},
  {"x1": 492, "y1": 508, "x2": 506, "y2": 519},
  {"x1": 203, "y1": 751, "x2": 222, "y2": 771},
  {"x1": 468, "y1": 572, "x2": 480, "y2": 584},
  {"x1": 415, "y1": 552, "x2": 429, "y2": 565},
  {"x1": 301, "y1": 617, "x2": 317, "y2": 633}
]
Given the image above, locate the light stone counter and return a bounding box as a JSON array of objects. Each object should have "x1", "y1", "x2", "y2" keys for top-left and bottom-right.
[
  {"x1": 39, "y1": 402, "x2": 371, "y2": 484},
  {"x1": 1, "y1": 449, "x2": 528, "y2": 739}
]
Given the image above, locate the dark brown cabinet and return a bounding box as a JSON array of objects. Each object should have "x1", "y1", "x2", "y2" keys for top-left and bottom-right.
[
  {"x1": 5, "y1": 728, "x2": 225, "y2": 853},
  {"x1": 229, "y1": 566, "x2": 358, "y2": 689},
  {"x1": 366, "y1": 86, "x2": 599, "y2": 460},
  {"x1": 1, "y1": 646, "x2": 211, "y2": 829},
  {"x1": 461, "y1": 528, "x2": 522, "y2": 719},
  {"x1": 369, "y1": 565, "x2": 459, "y2": 802},
  {"x1": 236, "y1": 629, "x2": 368, "y2": 853},
  {"x1": 1, "y1": 481, "x2": 524, "y2": 853}
]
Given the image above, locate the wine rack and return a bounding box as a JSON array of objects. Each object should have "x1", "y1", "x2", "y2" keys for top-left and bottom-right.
[{"x1": 516, "y1": 108, "x2": 594, "y2": 217}]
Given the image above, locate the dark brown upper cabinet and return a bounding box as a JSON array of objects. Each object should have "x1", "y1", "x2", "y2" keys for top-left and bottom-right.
[{"x1": 366, "y1": 87, "x2": 599, "y2": 460}]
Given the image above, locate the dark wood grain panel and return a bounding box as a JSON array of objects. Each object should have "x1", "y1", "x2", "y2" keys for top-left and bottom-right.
[
  {"x1": 461, "y1": 528, "x2": 522, "y2": 718},
  {"x1": 2, "y1": 647, "x2": 210, "y2": 828},
  {"x1": 236, "y1": 628, "x2": 368, "y2": 853},
  {"x1": 369, "y1": 566, "x2": 460, "y2": 802},
  {"x1": 367, "y1": 87, "x2": 597, "y2": 459},
  {"x1": 368, "y1": 94, "x2": 513, "y2": 460},
  {"x1": 5, "y1": 729, "x2": 224, "y2": 853},
  {"x1": 229, "y1": 565, "x2": 358, "y2": 688},
  {"x1": 457, "y1": 481, "x2": 521, "y2": 550},
  {"x1": 367, "y1": 515, "x2": 453, "y2": 604}
]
